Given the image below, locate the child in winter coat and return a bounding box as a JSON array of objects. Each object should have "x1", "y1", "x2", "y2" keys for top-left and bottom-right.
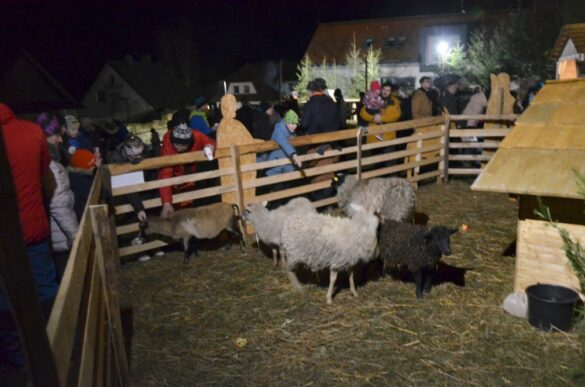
[
  {"x1": 37, "y1": 113, "x2": 79, "y2": 278},
  {"x1": 362, "y1": 81, "x2": 387, "y2": 116}
]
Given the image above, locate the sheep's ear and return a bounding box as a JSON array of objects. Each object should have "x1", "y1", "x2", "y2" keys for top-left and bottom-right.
[
  {"x1": 350, "y1": 203, "x2": 365, "y2": 212},
  {"x1": 261, "y1": 201, "x2": 268, "y2": 208}
]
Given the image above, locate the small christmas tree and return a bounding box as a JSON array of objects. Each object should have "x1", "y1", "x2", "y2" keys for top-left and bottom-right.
[{"x1": 295, "y1": 54, "x2": 313, "y2": 100}]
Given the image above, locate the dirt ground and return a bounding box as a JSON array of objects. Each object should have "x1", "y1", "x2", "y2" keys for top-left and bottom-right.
[{"x1": 120, "y1": 180, "x2": 585, "y2": 386}]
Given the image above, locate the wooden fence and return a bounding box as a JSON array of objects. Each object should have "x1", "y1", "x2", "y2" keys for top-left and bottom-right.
[{"x1": 109, "y1": 114, "x2": 517, "y2": 259}]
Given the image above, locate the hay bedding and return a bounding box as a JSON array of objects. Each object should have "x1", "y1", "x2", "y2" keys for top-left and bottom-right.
[{"x1": 120, "y1": 180, "x2": 585, "y2": 386}]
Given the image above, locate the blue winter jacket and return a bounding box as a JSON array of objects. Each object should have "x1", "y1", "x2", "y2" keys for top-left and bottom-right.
[{"x1": 265, "y1": 120, "x2": 297, "y2": 176}]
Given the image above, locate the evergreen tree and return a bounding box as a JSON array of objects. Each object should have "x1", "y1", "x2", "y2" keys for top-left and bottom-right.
[
  {"x1": 344, "y1": 40, "x2": 365, "y2": 99},
  {"x1": 365, "y1": 47, "x2": 382, "y2": 86},
  {"x1": 295, "y1": 54, "x2": 313, "y2": 100}
]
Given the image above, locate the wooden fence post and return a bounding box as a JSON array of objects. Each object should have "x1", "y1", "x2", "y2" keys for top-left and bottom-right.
[
  {"x1": 356, "y1": 127, "x2": 364, "y2": 180},
  {"x1": 90, "y1": 205, "x2": 130, "y2": 386},
  {"x1": 441, "y1": 116, "x2": 451, "y2": 183},
  {"x1": 0, "y1": 124, "x2": 61, "y2": 387},
  {"x1": 230, "y1": 145, "x2": 248, "y2": 238}
]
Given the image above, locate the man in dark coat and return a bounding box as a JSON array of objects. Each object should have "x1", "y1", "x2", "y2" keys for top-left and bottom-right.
[{"x1": 299, "y1": 78, "x2": 340, "y2": 202}]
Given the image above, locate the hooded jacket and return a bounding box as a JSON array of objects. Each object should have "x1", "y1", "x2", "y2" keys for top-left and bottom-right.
[
  {"x1": 49, "y1": 160, "x2": 79, "y2": 251},
  {"x1": 1, "y1": 103, "x2": 51, "y2": 244},
  {"x1": 158, "y1": 130, "x2": 216, "y2": 204}
]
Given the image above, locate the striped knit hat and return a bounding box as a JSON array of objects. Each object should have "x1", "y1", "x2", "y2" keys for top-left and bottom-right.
[{"x1": 171, "y1": 121, "x2": 193, "y2": 146}]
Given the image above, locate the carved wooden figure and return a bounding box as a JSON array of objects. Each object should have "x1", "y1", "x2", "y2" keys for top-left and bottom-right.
[{"x1": 216, "y1": 94, "x2": 263, "y2": 206}]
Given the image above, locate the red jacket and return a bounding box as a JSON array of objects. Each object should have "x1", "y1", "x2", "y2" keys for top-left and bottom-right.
[
  {"x1": 159, "y1": 130, "x2": 216, "y2": 204},
  {"x1": 1, "y1": 103, "x2": 51, "y2": 244}
]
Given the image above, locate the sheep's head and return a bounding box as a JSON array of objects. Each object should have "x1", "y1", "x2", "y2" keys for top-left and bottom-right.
[
  {"x1": 424, "y1": 226, "x2": 458, "y2": 256},
  {"x1": 242, "y1": 201, "x2": 268, "y2": 222}
]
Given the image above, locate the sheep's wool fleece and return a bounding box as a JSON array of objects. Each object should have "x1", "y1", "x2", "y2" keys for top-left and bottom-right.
[
  {"x1": 337, "y1": 176, "x2": 415, "y2": 222},
  {"x1": 172, "y1": 203, "x2": 236, "y2": 239},
  {"x1": 379, "y1": 220, "x2": 441, "y2": 272},
  {"x1": 246, "y1": 198, "x2": 315, "y2": 247},
  {"x1": 282, "y1": 211, "x2": 378, "y2": 272}
]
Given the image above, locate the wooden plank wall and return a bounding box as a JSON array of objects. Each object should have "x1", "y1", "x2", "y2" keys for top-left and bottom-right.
[
  {"x1": 515, "y1": 219, "x2": 584, "y2": 299},
  {"x1": 45, "y1": 167, "x2": 130, "y2": 386}
]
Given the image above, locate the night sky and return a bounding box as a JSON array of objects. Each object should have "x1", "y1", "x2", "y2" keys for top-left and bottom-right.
[{"x1": 2, "y1": 0, "x2": 522, "y2": 98}]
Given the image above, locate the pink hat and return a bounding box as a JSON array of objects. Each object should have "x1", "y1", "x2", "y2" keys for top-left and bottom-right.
[{"x1": 370, "y1": 81, "x2": 381, "y2": 91}]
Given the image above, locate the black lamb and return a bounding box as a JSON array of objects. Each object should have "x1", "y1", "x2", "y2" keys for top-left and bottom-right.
[{"x1": 379, "y1": 220, "x2": 458, "y2": 298}]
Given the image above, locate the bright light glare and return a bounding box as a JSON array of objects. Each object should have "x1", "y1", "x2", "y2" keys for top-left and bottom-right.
[{"x1": 437, "y1": 41, "x2": 449, "y2": 56}]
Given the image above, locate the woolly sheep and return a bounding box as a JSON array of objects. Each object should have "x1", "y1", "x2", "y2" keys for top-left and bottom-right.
[
  {"x1": 281, "y1": 203, "x2": 379, "y2": 304},
  {"x1": 332, "y1": 173, "x2": 416, "y2": 223},
  {"x1": 243, "y1": 197, "x2": 316, "y2": 266},
  {"x1": 145, "y1": 203, "x2": 245, "y2": 264},
  {"x1": 379, "y1": 220, "x2": 458, "y2": 298}
]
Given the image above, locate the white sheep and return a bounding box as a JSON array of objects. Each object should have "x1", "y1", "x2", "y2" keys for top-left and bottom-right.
[
  {"x1": 333, "y1": 173, "x2": 416, "y2": 223},
  {"x1": 243, "y1": 197, "x2": 316, "y2": 266},
  {"x1": 281, "y1": 204, "x2": 379, "y2": 304},
  {"x1": 145, "y1": 203, "x2": 245, "y2": 263}
]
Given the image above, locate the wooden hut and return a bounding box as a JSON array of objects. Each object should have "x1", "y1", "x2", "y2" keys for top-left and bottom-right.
[
  {"x1": 550, "y1": 23, "x2": 585, "y2": 80},
  {"x1": 471, "y1": 78, "x2": 585, "y2": 298}
]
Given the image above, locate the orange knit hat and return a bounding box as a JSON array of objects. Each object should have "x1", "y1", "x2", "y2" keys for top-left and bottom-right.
[{"x1": 70, "y1": 149, "x2": 96, "y2": 169}]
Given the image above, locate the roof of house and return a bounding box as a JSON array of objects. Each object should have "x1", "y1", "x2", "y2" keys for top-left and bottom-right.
[
  {"x1": 550, "y1": 23, "x2": 585, "y2": 60},
  {"x1": 0, "y1": 49, "x2": 79, "y2": 113},
  {"x1": 304, "y1": 11, "x2": 506, "y2": 64},
  {"x1": 471, "y1": 78, "x2": 585, "y2": 199},
  {"x1": 108, "y1": 59, "x2": 188, "y2": 109},
  {"x1": 204, "y1": 61, "x2": 297, "y2": 102}
]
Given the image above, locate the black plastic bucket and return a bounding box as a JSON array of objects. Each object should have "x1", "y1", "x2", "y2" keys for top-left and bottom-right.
[{"x1": 525, "y1": 284, "x2": 580, "y2": 332}]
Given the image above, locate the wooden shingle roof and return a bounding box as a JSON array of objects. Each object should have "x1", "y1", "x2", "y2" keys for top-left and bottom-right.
[
  {"x1": 471, "y1": 78, "x2": 585, "y2": 199},
  {"x1": 550, "y1": 23, "x2": 585, "y2": 61}
]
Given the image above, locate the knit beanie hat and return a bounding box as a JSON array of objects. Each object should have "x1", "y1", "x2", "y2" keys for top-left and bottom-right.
[
  {"x1": 370, "y1": 81, "x2": 381, "y2": 91},
  {"x1": 65, "y1": 114, "x2": 79, "y2": 130},
  {"x1": 36, "y1": 112, "x2": 62, "y2": 136},
  {"x1": 284, "y1": 110, "x2": 299, "y2": 125},
  {"x1": 171, "y1": 121, "x2": 194, "y2": 146},
  {"x1": 259, "y1": 101, "x2": 272, "y2": 112},
  {"x1": 124, "y1": 135, "x2": 144, "y2": 163},
  {"x1": 71, "y1": 149, "x2": 96, "y2": 169},
  {"x1": 193, "y1": 96, "x2": 208, "y2": 109}
]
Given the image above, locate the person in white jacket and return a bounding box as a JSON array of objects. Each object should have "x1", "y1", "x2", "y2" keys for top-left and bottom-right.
[{"x1": 36, "y1": 113, "x2": 79, "y2": 276}]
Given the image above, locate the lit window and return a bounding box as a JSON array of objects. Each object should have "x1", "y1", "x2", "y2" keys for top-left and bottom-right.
[{"x1": 364, "y1": 38, "x2": 374, "y2": 49}]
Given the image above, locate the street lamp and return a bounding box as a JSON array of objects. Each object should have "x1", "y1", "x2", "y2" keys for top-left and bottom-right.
[{"x1": 437, "y1": 41, "x2": 449, "y2": 70}]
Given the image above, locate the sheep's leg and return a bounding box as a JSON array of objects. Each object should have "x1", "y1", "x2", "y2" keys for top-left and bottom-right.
[
  {"x1": 183, "y1": 237, "x2": 198, "y2": 264},
  {"x1": 326, "y1": 270, "x2": 338, "y2": 304},
  {"x1": 286, "y1": 269, "x2": 304, "y2": 293},
  {"x1": 272, "y1": 247, "x2": 278, "y2": 266},
  {"x1": 349, "y1": 269, "x2": 358, "y2": 298},
  {"x1": 423, "y1": 267, "x2": 433, "y2": 295},
  {"x1": 279, "y1": 249, "x2": 287, "y2": 269},
  {"x1": 229, "y1": 218, "x2": 246, "y2": 253},
  {"x1": 413, "y1": 269, "x2": 424, "y2": 299}
]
